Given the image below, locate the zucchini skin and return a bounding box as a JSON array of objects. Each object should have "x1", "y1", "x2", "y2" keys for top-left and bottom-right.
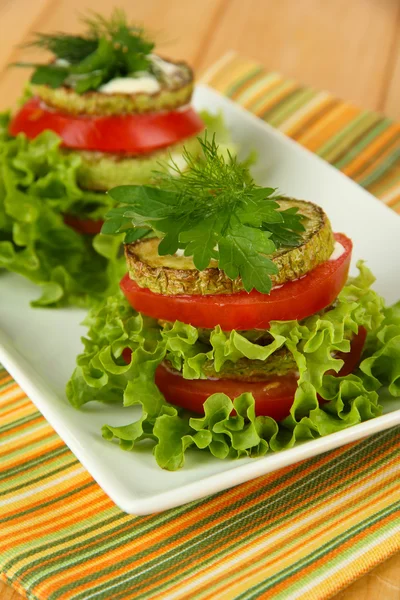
[
  {"x1": 125, "y1": 199, "x2": 335, "y2": 295},
  {"x1": 67, "y1": 135, "x2": 201, "y2": 191},
  {"x1": 32, "y1": 59, "x2": 194, "y2": 116},
  {"x1": 203, "y1": 348, "x2": 296, "y2": 380},
  {"x1": 164, "y1": 351, "x2": 297, "y2": 382}
]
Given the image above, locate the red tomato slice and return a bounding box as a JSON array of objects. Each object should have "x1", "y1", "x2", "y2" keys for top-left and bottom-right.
[
  {"x1": 63, "y1": 214, "x2": 104, "y2": 235},
  {"x1": 9, "y1": 97, "x2": 205, "y2": 154},
  {"x1": 122, "y1": 327, "x2": 366, "y2": 420},
  {"x1": 120, "y1": 233, "x2": 352, "y2": 330},
  {"x1": 334, "y1": 326, "x2": 367, "y2": 377},
  {"x1": 155, "y1": 365, "x2": 298, "y2": 421}
]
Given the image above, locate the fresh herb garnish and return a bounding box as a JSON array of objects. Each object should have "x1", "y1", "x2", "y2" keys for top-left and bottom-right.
[
  {"x1": 103, "y1": 137, "x2": 305, "y2": 294},
  {"x1": 13, "y1": 9, "x2": 155, "y2": 93}
]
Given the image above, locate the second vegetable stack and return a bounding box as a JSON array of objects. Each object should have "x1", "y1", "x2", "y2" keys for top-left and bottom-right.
[{"x1": 10, "y1": 10, "x2": 205, "y2": 233}]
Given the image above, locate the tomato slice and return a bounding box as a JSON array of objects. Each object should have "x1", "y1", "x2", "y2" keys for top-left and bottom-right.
[
  {"x1": 9, "y1": 97, "x2": 205, "y2": 154},
  {"x1": 120, "y1": 233, "x2": 352, "y2": 330},
  {"x1": 122, "y1": 327, "x2": 366, "y2": 420},
  {"x1": 63, "y1": 214, "x2": 104, "y2": 235},
  {"x1": 334, "y1": 326, "x2": 367, "y2": 377},
  {"x1": 155, "y1": 365, "x2": 298, "y2": 421}
]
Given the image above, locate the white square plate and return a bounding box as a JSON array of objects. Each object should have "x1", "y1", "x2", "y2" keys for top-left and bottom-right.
[{"x1": 1, "y1": 85, "x2": 399, "y2": 515}]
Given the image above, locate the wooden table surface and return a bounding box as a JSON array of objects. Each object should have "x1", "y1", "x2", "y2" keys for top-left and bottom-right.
[{"x1": 0, "y1": 0, "x2": 399, "y2": 598}]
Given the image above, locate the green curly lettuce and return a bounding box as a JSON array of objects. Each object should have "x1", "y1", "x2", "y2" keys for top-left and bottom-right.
[
  {"x1": 66, "y1": 263, "x2": 399, "y2": 470},
  {"x1": 0, "y1": 113, "x2": 125, "y2": 306},
  {"x1": 359, "y1": 299, "x2": 400, "y2": 396}
]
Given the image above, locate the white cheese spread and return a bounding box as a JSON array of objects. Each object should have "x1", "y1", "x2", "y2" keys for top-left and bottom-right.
[
  {"x1": 55, "y1": 58, "x2": 70, "y2": 67},
  {"x1": 99, "y1": 75, "x2": 161, "y2": 95},
  {"x1": 150, "y1": 54, "x2": 182, "y2": 78},
  {"x1": 329, "y1": 240, "x2": 345, "y2": 261}
]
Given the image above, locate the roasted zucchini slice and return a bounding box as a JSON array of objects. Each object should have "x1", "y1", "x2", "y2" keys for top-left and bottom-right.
[
  {"x1": 125, "y1": 199, "x2": 335, "y2": 295},
  {"x1": 32, "y1": 58, "x2": 193, "y2": 116},
  {"x1": 69, "y1": 135, "x2": 201, "y2": 191},
  {"x1": 201, "y1": 348, "x2": 297, "y2": 380},
  {"x1": 163, "y1": 347, "x2": 297, "y2": 382}
]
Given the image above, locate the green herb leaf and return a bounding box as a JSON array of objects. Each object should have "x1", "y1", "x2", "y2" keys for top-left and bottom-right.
[
  {"x1": 218, "y1": 224, "x2": 277, "y2": 293},
  {"x1": 72, "y1": 72, "x2": 105, "y2": 94},
  {"x1": 30, "y1": 65, "x2": 69, "y2": 88},
  {"x1": 267, "y1": 208, "x2": 307, "y2": 248},
  {"x1": 124, "y1": 227, "x2": 152, "y2": 244},
  {"x1": 105, "y1": 136, "x2": 304, "y2": 294},
  {"x1": 69, "y1": 38, "x2": 114, "y2": 75},
  {"x1": 15, "y1": 9, "x2": 155, "y2": 94},
  {"x1": 112, "y1": 26, "x2": 153, "y2": 73},
  {"x1": 24, "y1": 34, "x2": 98, "y2": 64}
]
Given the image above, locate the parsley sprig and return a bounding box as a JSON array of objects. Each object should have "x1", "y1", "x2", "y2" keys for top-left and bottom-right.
[
  {"x1": 104, "y1": 137, "x2": 305, "y2": 294},
  {"x1": 13, "y1": 10, "x2": 155, "y2": 94}
]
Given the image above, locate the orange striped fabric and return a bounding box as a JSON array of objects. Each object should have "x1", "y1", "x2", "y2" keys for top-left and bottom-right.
[
  {"x1": 1, "y1": 54, "x2": 400, "y2": 600},
  {"x1": 201, "y1": 52, "x2": 400, "y2": 212}
]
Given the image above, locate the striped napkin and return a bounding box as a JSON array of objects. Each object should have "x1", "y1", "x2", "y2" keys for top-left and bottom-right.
[
  {"x1": 203, "y1": 52, "x2": 400, "y2": 209},
  {"x1": 1, "y1": 53, "x2": 400, "y2": 600}
]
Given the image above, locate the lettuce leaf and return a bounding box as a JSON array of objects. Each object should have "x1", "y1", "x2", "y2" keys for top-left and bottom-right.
[
  {"x1": 0, "y1": 113, "x2": 124, "y2": 306},
  {"x1": 359, "y1": 300, "x2": 400, "y2": 396},
  {"x1": 66, "y1": 263, "x2": 399, "y2": 470}
]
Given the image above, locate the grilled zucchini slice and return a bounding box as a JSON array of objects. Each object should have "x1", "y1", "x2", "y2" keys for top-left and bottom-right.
[
  {"x1": 125, "y1": 199, "x2": 335, "y2": 295},
  {"x1": 163, "y1": 347, "x2": 297, "y2": 382},
  {"x1": 202, "y1": 348, "x2": 297, "y2": 380},
  {"x1": 32, "y1": 58, "x2": 193, "y2": 116},
  {"x1": 69, "y1": 135, "x2": 201, "y2": 191}
]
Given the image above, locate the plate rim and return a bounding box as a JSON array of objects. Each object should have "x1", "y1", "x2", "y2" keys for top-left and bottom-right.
[
  {"x1": 1, "y1": 84, "x2": 399, "y2": 514},
  {"x1": 1, "y1": 335, "x2": 400, "y2": 515}
]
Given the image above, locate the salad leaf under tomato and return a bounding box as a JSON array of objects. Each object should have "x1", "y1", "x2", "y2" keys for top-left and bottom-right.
[
  {"x1": 0, "y1": 112, "x2": 123, "y2": 306},
  {"x1": 66, "y1": 263, "x2": 399, "y2": 470}
]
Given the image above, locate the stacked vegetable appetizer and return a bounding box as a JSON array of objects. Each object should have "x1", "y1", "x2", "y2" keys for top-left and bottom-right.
[
  {"x1": 10, "y1": 11, "x2": 205, "y2": 203},
  {"x1": 67, "y1": 139, "x2": 400, "y2": 470},
  {"x1": 0, "y1": 11, "x2": 229, "y2": 306}
]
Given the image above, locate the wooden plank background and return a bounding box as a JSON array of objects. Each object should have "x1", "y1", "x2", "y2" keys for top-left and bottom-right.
[{"x1": 0, "y1": 0, "x2": 399, "y2": 598}]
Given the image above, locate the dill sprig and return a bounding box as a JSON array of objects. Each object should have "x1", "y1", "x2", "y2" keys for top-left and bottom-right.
[
  {"x1": 24, "y1": 33, "x2": 98, "y2": 64},
  {"x1": 103, "y1": 137, "x2": 306, "y2": 294},
  {"x1": 161, "y1": 136, "x2": 254, "y2": 204},
  {"x1": 82, "y1": 9, "x2": 146, "y2": 39},
  {"x1": 13, "y1": 9, "x2": 155, "y2": 93}
]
